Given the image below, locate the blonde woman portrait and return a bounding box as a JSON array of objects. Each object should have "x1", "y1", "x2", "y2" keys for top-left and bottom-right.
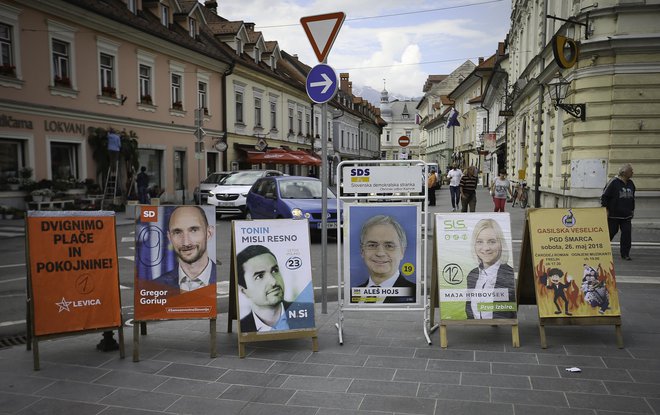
[{"x1": 465, "y1": 218, "x2": 516, "y2": 319}]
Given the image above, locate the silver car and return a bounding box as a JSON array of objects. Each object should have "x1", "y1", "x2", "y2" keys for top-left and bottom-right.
[
  {"x1": 206, "y1": 169, "x2": 284, "y2": 217},
  {"x1": 194, "y1": 171, "x2": 231, "y2": 205}
]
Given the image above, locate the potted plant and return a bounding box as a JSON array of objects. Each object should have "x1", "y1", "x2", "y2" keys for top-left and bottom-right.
[
  {"x1": 6, "y1": 176, "x2": 20, "y2": 190},
  {"x1": 0, "y1": 205, "x2": 9, "y2": 219},
  {"x1": 54, "y1": 75, "x2": 71, "y2": 87},
  {"x1": 31, "y1": 188, "x2": 54, "y2": 202},
  {"x1": 102, "y1": 86, "x2": 117, "y2": 97},
  {"x1": 0, "y1": 64, "x2": 16, "y2": 77},
  {"x1": 172, "y1": 101, "x2": 183, "y2": 110},
  {"x1": 140, "y1": 94, "x2": 152, "y2": 105}
]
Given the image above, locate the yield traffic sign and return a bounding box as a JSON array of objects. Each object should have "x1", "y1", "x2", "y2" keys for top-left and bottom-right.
[
  {"x1": 300, "y1": 12, "x2": 345, "y2": 63},
  {"x1": 306, "y1": 64, "x2": 338, "y2": 104}
]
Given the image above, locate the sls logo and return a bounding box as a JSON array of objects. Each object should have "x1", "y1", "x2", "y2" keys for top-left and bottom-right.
[{"x1": 142, "y1": 207, "x2": 158, "y2": 222}]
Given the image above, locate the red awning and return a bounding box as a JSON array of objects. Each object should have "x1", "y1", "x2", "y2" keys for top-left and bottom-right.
[
  {"x1": 247, "y1": 148, "x2": 321, "y2": 166},
  {"x1": 289, "y1": 150, "x2": 322, "y2": 166}
]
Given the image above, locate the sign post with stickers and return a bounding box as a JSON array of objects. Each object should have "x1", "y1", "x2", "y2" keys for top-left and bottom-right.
[
  {"x1": 25, "y1": 211, "x2": 124, "y2": 370},
  {"x1": 336, "y1": 159, "x2": 431, "y2": 344},
  {"x1": 517, "y1": 207, "x2": 623, "y2": 348},
  {"x1": 133, "y1": 205, "x2": 218, "y2": 361},
  {"x1": 228, "y1": 218, "x2": 317, "y2": 357},
  {"x1": 430, "y1": 213, "x2": 519, "y2": 348}
]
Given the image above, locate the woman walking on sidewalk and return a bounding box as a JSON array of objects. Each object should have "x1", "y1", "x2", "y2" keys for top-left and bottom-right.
[{"x1": 491, "y1": 169, "x2": 513, "y2": 212}]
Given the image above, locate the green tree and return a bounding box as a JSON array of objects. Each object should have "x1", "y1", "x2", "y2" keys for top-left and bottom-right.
[{"x1": 87, "y1": 127, "x2": 139, "y2": 201}]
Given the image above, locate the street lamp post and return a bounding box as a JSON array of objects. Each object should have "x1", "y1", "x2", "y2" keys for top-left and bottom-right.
[{"x1": 547, "y1": 72, "x2": 586, "y2": 121}]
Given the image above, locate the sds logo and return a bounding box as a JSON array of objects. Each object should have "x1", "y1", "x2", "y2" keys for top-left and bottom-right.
[
  {"x1": 141, "y1": 207, "x2": 158, "y2": 222},
  {"x1": 350, "y1": 168, "x2": 370, "y2": 177}
]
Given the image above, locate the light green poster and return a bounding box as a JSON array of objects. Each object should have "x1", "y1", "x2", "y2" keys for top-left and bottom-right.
[{"x1": 435, "y1": 213, "x2": 517, "y2": 320}]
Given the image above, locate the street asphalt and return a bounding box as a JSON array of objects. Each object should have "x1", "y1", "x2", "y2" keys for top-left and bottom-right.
[{"x1": 1, "y1": 186, "x2": 659, "y2": 414}]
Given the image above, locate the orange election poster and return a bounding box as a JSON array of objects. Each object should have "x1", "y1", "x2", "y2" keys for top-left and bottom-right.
[
  {"x1": 27, "y1": 212, "x2": 122, "y2": 336},
  {"x1": 134, "y1": 205, "x2": 217, "y2": 321},
  {"x1": 528, "y1": 208, "x2": 621, "y2": 319}
]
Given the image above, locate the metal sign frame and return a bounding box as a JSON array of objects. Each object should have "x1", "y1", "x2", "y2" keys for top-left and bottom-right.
[{"x1": 335, "y1": 159, "x2": 432, "y2": 344}]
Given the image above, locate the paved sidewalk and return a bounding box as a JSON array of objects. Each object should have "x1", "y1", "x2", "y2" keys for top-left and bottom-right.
[
  {"x1": 2, "y1": 186, "x2": 659, "y2": 414},
  {"x1": 1, "y1": 291, "x2": 660, "y2": 415}
]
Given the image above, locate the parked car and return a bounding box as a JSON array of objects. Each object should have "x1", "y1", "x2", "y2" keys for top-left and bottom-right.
[
  {"x1": 245, "y1": 176, "x2": 342, "y2": 233},
  {"x1": 193, "y1": 171, "x2": 231, "y2": 205},
  {"x1": 207, "y1": 169, "x2": 284, "y2": 217}
]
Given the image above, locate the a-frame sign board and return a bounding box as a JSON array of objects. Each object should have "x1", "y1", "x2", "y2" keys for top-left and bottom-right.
[
  {"x1": 228, "y1": 219, "x2": 318, "y2": 358},
  {"x1": 25, "y1": 211, "x2": 125, "y2": 370},
  {"x1": 430, "y1": 213, "x2": 520, "y2": 348},
  {"x1": 132, "y1": 205, "x2": 218, "y2": 362},
  {"x1": 517, "y1": 208, "x2": 623, "y2": 348}
]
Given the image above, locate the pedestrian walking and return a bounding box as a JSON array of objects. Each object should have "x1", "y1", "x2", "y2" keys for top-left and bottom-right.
[
  {"x1": 427, "y1": 169, "x2": 438, "y2": 206},
  {"x1": 460, "y1": 166, "x2": 478, "y2": 212},
  {"x1": 490, "y1": 169, "x2": 513, "y2": 212},
  {"x1": 447, "y1": 165, "x2": 462, "y2": 211},
  {"x1": 137, "y1": 166, "x2": 150, "y2": 204},
  {"x1": 601, "y1": 163, "x2": 635, "y2": 260}
]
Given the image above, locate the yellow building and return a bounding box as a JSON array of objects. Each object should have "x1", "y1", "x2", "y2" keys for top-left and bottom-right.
[{"x1": 506, "y1": 0, "x2": 659, "y2": 212}]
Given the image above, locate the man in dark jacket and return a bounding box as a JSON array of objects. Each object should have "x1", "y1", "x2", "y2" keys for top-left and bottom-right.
[{"x1": 601, "y1": 163, "x2": 635, "y2": 260}]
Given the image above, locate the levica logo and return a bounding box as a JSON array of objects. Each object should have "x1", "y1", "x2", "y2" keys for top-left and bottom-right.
[
  {"x1": 141, "y1": 206, "x2": 158, "y2": 222},
  {"x1": 562, "y1": 208, "x2": 576, "y2": 227}
]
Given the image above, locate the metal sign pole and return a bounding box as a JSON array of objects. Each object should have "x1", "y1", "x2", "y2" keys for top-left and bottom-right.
[{"x1": 321, "y1": 101, "x2": 328, "y2": 314}]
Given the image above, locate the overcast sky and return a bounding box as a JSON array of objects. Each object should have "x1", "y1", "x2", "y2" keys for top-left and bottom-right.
[{"x1": 205, "y1": 0, "x2": 511, "y2": 99}]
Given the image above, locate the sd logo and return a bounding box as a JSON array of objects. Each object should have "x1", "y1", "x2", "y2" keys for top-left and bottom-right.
[{"x1": 141, "y1": 207, "x2": 158, "y2": 222}]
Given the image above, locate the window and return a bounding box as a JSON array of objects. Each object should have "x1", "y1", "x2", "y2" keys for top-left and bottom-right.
[
  {"x1": 50, "y1": 142, "x2": 80, "y2": 180},
  {"x1": 189, "y1": 18, "x2": 197, "y2": 38},
  {"x1": 305, "y1": 113, "x2": 310, "y2": 135},
  {"x1": 386, "y1": 130, "x2": 390, "y2": 142},
  {"x1": 139, "y1": 64, "x2": 152, "y2": 103},
  {"x1": 0, "y1": 138, "x2": 27, "y2": 180},
  {"x1": 288, "y1": 107, "x2": 294, "y2": 132},
  {"x1": 198, "y1": 81, "x2": 207, "y2": 112},
  {"x1": 405, "y1": 129, "x2": 412, "y2": 138},
  {"x1": 138, "y1": 149, "x2": 162, "y2": 190},
  {"x1": 341, "y1": 130, "x2": 344, "y2": 148},
  {"x1": 52, "y1": 39, "x2": 70, "y2": 86},
  {"x1": 171, "y1": 73, "x2": 182, "y2": 109},
  {"x1": 99, "y1": 53, "x2": 114, "y2": 95},
  {"x1": 127, "y1": 0, "x2": 136, "y2": 13},
  {"x1": 254, "y1": 97, "x2": 262, "y2": 127},
  {"x1": 235, "y1": 38, "x2": 242, "y2": 55},
  {"x1": 161, "y1": 4, "x2": 169, "y2": 27},
  {"x1": 0, "y1": 4, "x2": 21, "y2": 81},
  {"x1": 48, "y1": 20, "x2": 76, "y2": 93},
  {"x1": 270, "y1": 101, "x2": 277, "y2": 130},
  {"x1": 235, "y1": 91, "x2": 243, "y2": 123},
  {"x1": 0, "y1": 23, "x2": 14, "y2": 75},
  {"x1": 297, "y1": 110, "x2": 302, "y2": 134}
]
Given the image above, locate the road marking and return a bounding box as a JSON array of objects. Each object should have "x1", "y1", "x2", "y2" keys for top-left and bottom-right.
[
  {"x1": 0, "y1": 277, "x2": 25, "y2": 283},
  {"x1": 0, "y1": 319, "x2": 25, "y2": 327},
  {"x1": 121, "y1": 237, "x2": 133, "y2": 243},
  {"x1": 0, "y1": 263, "x2": 25, "y2": 269}
]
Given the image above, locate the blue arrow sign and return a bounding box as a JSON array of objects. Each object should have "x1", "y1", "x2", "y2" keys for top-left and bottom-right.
[{"x1": 306, "y1": 64, "x2": 338, "y2": 104}]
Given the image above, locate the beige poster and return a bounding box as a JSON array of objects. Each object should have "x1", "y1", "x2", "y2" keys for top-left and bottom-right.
[{"x1": 528, "y1": 208, "x2": 621, "y2": 318}]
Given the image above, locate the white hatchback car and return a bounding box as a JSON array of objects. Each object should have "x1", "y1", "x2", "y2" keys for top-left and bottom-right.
[{"x1": 206, "y1": 169, "x2": 284, "y2": 217}]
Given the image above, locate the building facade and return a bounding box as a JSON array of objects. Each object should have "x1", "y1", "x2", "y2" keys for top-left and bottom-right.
[{"x1": 505, "y1": 0, "x2": 660, "y2": 210}]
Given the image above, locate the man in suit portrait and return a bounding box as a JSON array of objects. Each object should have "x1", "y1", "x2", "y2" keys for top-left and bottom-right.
[
  {"x1": 236, "y1": 244, "x2": 297, "y2": 332},
  {"x1": 153, "y1": 206, "x2": 216, "y2": 293},
  {"x1": 356, "y1": 215, "x2": 415, "y2": 303}
]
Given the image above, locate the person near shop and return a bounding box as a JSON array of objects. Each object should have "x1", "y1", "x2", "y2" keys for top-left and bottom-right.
[
  {"x1": 137, "y1": 166, "x2": 150, "y2": 204},
  {"x1": 490, "y1": 169, "x2": 513, "y2": 212},
  {"x1": 459, "y1": 166, "x2": 478, "y2": 212},
  {"x1": 447, "y1": 165, "x2": 463, "y2": 211},
  {"x1": 601, "y1": 163, "x2": 635, "y2": 260},
  {"x1": 427, "y1": 168, "x2": 438, "y2": 206}
]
